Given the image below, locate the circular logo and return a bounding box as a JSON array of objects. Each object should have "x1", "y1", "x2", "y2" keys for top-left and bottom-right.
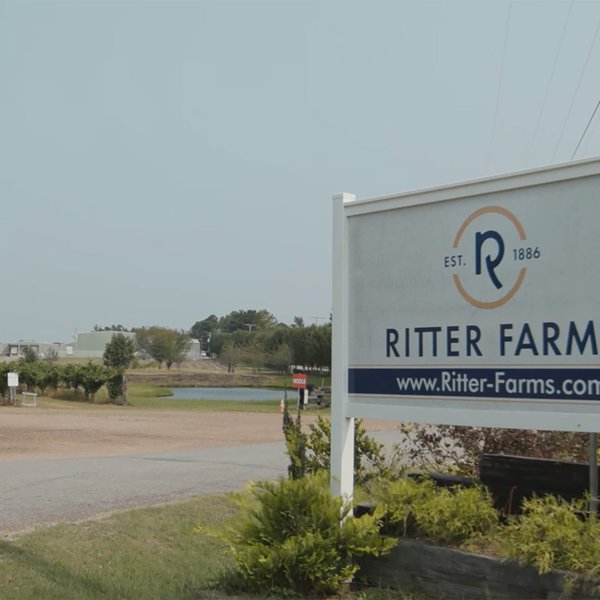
[{"x1": 446, "y1": 206, "x2": 537, "y2": 310}]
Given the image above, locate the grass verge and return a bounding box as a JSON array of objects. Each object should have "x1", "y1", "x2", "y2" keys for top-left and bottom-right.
[
  {"x1": 0, "y1": 494, "x2": 421, "y2": 600},
  {"x1": 0, "y1": 494, "x2": 235, "y2": 600}
]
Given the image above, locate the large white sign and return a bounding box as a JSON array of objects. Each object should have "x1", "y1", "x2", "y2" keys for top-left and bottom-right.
[{"x1": 331, "y1": 158, "x2": 600, "y2": 498}]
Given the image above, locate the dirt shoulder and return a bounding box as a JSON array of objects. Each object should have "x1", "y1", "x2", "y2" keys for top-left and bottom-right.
[{"x1": 0, "y1": 406, "x2": 399, "y2": 461}]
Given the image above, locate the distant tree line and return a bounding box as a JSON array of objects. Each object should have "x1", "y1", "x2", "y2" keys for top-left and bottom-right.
[
  {"x1": 93, "y1": 324, "x2": 131, "y2": 332},
  {"x1": 189, "y1": 309, "x2": 331, "y2": 374}
]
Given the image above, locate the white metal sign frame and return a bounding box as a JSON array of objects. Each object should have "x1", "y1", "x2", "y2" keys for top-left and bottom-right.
[{"x1": 331, "y1": 158, "x2": 600, "y2": 499}]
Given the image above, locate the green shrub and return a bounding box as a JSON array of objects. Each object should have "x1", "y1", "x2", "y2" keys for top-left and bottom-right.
[
  {"x1": 106, "y1": 371, "x2": 125, "y2": 404},
  {"x1": 62, "y1": 363, "x2": 84, "y2": 392},
  {"x1": 282, "y1": 408, "x2": 404, "y2": 483},
  {"x1": 371, "y1": 477, "x2": 498, "y2": 546},
  {"x1": 78, "y1": 363, "x2": 110, "y2": 401},
  {"x1": 413, "y1": 484, "x2": 498, "y2": 546},
  {"x1": 221, "y1": 473, "x2": 395, "y2": 596},
  {"x1": 306, "y1": 416, "x2": 403, "y2": 483},
  {"x1": 369, "y1": 477, "x2": 436, "y2": 537},
  {"x1": 282, "y1": 404, "x2": 307, "y2": 480},
  {"x1": 499, "y1": 495, "x2": 600, "y2": 577}
]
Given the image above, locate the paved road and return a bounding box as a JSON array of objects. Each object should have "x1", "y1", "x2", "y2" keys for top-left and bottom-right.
[
  {"x1": 0, "y1": 442, "x2": 289, "y2": 534},
  {"x1": 0, "y1": 430, "x2": 405, "y2": 534}
]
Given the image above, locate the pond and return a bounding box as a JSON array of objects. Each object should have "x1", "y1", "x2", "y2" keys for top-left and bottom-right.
[{"x1": 166, "y1": 387, "x2": 286, "y2": 401}]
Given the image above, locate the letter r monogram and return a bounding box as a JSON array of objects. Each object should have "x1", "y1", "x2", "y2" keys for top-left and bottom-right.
[{"x1": 475, "y1": 230, "x2": 504, "y2": 290}]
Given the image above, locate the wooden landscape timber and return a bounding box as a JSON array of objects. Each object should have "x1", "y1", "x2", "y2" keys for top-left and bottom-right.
[{"x1": 360, "y1": 538, "x2": 598, "y2": 600}]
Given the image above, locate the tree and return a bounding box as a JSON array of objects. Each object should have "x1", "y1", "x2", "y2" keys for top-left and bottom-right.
[
  {"x1": 103, "y1": 333, "x2": 135, "y2": 369},
  {"x1": 22, "y1": 346, "x2": 38, "y2": 363},
  {"x1": 135, "y1": 327, "x2": 190, "y2": 370},
  {"x1": 93, "y1": 324, "x2": 130, "y2": 332},
  {"x1": 267, "y1": 343, "x2": 293, "y2": 373},
  {"x1": 79, "y1": 363, "x2": 110, "y2": 401},
  {"x1": 0, "y1": 362, "x2": 12, "y2": 403},
  {"x1": 190, "y1": 314, "x2": 219, "y2": 340},
  {"x1": 17, "y1": 361, "x2": 60, "y2": 395},
  {"x1": 103, "y1": 333, "x2": 135, "y2": 404},
  {"x1": 219, "y1": 341, "x2": 241, "y2": 373},
  {"x1": 43, "y1": 347, "x2": 59, "y2": 362},
  {"x1": 219, "y1": 309, "x2": 277, "y2": 333},
  {"x1": 289, "y1": 323, "x2": 331, "y2": 372},
  {"x1": 242, "y1": 344, "x2": 266, "y2": 373}
]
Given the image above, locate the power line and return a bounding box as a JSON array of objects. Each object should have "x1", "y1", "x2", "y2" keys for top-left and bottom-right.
[
  {"x1": 525, "y1": 2, "x2": 573, "y2": 168},
  {"x1": 487, "y1": 2, "x2": 512, "y2": 172},
  {"x1": 552, "y1": 14, "x2": 600, "y2": 162},
  {"x1": 571, "y1": 95, "x2": 600, "y2": 159}
]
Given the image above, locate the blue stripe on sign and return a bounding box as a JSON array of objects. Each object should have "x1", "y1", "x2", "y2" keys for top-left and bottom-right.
[{"x1": 348, "y1": 367, "x2": 600, "y2": 402}]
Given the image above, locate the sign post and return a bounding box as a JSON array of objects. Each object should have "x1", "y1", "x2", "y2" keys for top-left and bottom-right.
[
  {"x1": 7, "y1": 372, "x2": 18, "y2": 406},
  {"x1": 332, "y1": 158, "x2": 600, "y2": 502},
  {"x1": 591, "y1": 433, "x2": 598, "y2": 516},
  {"x1": 292, "y1": 372, "x2": 307, "y2": 410}
]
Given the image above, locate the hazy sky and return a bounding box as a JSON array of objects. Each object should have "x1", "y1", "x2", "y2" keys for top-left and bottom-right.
[{"x1": 2, "y1": 1, "x2": 600, "y2": 342}]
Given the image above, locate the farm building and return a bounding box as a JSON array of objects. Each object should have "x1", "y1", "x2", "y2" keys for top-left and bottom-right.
[{"x1": 0, "y1": 331, "x2": 202, "y2": 360}]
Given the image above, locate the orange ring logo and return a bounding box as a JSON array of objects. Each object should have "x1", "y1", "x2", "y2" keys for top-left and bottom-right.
[{"x1": 451, "y1": 206, "x2": 527, "y2": 310}]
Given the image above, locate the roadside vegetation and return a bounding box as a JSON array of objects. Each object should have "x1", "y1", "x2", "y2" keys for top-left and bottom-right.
[
  {"x1": 204, "y1": 408, "x2": 600, "y2": 597},
  {"x1": 0, "y1": 494, "x2": 419, "y2": 600}
]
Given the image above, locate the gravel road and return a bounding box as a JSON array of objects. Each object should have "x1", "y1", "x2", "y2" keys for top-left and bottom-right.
[
  {"x1": 0, "y1": 407, "x2": 402, "y2": 534},
  {"x1": 0, "y1": 442, "x2": 289, "y2": 534}
]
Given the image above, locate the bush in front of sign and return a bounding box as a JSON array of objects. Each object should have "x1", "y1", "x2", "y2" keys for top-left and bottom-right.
[
  {"x1": 282, "y1": 408, "x2": 404, "y2": 483},
  {"x1": 219, "y1": 473, "x2": 395, "y2": 596},
  {"x1": 368, "y1": 476, "x2": 498, "y2": 547},
  {"x1": 499, "y1": 495, "x2": 600, "y2": 587},
  {"x1": 306, "y1": 416, "x2": 404, "y2": 483}
]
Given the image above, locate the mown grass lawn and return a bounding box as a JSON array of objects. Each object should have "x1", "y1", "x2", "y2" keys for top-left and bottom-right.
[
  {"x1": 0, "y1": 494, "x2": 419, "y2": 600},
  {"x1": 0, "y1": 494, "x2": 236, "y2": 600}
]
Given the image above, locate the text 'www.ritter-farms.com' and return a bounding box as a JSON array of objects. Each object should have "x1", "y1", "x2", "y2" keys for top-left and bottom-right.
[{"x1": 394, "y1": 369, "x2": 600, "y2": 399}]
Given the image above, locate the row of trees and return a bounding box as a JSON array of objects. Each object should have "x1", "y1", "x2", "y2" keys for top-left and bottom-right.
[
  {"x1": 190, "y1": 310, "x2": 331, "y2": 374},
  {"x1": 0, "y1": 360, "x2": 125, "y2": 404},
  {"x1": 0, "y1": 333, "x2": 138, "y2": 405}
]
